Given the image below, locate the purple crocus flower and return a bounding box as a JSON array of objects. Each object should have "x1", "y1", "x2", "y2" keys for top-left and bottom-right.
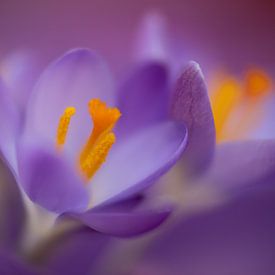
[
  {"x1": 0, "y1": 48, "x2": 215, "y2": 237},
  {"x1": 1, "y1": 49, "x2": 273, "y2": 275}
]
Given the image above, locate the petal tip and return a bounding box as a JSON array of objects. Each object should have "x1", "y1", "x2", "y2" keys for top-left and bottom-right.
[
  {"x1": 171, "y1": 61, "x2": 215, "y2": 176},
  {"x1": 56, "y1": 48, "x2": 101, "y2": 67},
  {"x1": 183, "y1": 61, "x2": 204, "y2": 80}
]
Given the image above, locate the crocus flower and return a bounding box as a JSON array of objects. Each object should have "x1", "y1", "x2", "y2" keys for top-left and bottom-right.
[
  {"x1": 0, "y1": 47, "x2": 215, "y2": 238},
  {"x1": 1, "y1": 48, "x2": 273, "y2": 275},
  {"x1": 137, "y1": 12, "x2": 275, "y2": 142},
  {"x1": 0, "y1": 46, "x2": 217, "y2": 274}
]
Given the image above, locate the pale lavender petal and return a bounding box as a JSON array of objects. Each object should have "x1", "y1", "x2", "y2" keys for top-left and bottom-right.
[
  {"x1": 171, "y1": 62, "x2": 215, "y2": 175},
  {"x1": 116, "y1": 62, "x2": 169, "y2": 138},
  {"x1": 18, "y1": 143, "x2": 89, "y2": 214},
  {"x1": 90, "y1": 121, "x2": 187, "y2": 206},
  {"x1": 133, "y1": 187, "x2": 275, "y2": 275},
  {"x1": 204, "y1": 140, "x2": 275, "y2": 196},
  {"x1": 69, "y1": 200, "x2": 173, "y2": 237},
  {"x1": 24, "y1": 48, "x2": 114, "y2": 156},
  {"x1": 0, "y1": 51, "x2": 38, "y2": 115},
  {"x1": 0, "y1": 152, "x2": 26, "y2": 251},
  {"x1": 134, "y1": 13, "x2": 187, "y2": 76},
  {"x1": 0, "y1": 79, "x2": 20, "y2": 169},
  {"x1": 40, "y1": 227, "x2": 110, "y2": 275},
  {"x1": 135, "y1": 13, "x2": 169, "y2": 62}
]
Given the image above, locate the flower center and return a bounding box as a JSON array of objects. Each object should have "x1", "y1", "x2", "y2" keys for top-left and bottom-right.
[
  {"x1": 210, "y1": 69, "x2": 271, "y2": 142},
  {"x1": 56, "y1": 99, "x2": 121, "y2": 182}
]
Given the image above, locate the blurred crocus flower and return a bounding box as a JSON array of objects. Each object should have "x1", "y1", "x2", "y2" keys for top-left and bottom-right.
[
  {"x1": 137, "y1": 12, "x2": 275, "y2": 142},
  {"x1": 136, "y1": 13, "x2": 275, "y2": 192},
  {"x1": 0, "y1": 47, "x2": 217, "y2": 242}
]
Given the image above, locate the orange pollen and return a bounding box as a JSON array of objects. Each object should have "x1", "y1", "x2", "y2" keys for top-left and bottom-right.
[
  {"x1": 210, "y1": 76, "x2": 242, "y2": 141},
  {"x1": 210, "y1": 68, "x2": 272, "y2": 143},
  {"x1": 56, "y1": 107, "x2": 76, "y2": 149},
  {"x1": 55, "y1": 99, "x2": 121, "y2": 182},
  {"x1": 245, "y1": 69, "x2": 272, "y2": 98}
]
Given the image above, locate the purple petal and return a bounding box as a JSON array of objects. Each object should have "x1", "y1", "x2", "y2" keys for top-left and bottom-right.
[
  {"x1": 134, "y1": 13, "x2": 185, "y2": 76},
  {"x1": 69, "y1": 200, "x2": 173, "y2": 237},
  {"x1": 0, "y1": 250, "x2": 37, "y2": 275},
  {"x1": 135, "y1": 13, "x2": 169, "y2": 62},
  {"x1": 40, "y1": 227, "x2": 110, "y2": 275},
  {"x1": 171, "y1": 62, "x2": 215, "y2": 175},
  {"x1": 24, "y1": 48, "x2": 114, "y2": 156},
  {"x1": 18, "y1": 143, "x2": 89, "y2": 214},
  {"x1": 90, "y1": 121, "x2": 187, "y2": 206},
  {"x1": 0, "y1": 51, "x2": 38, "y2": 115},
  {"x1": 0, "y1": 79, "x2": 20, "y2": 169},
  {"x1": 0, "y1": 152, "x2": 26, "y2": 251},
  {"x1": 116, "y1": 62, "x2": 169, "y2": 138},
  {"x1": 133, "y1": 187, "x2": 275, "y2": 275},
  {"x1": 204, "y1": 140, "x2": 275, "y2": 196}
]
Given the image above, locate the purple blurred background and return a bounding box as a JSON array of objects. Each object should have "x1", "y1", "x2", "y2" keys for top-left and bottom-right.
[{"x1": 0, "y1": 0, "x2": 274, "y2": 75}]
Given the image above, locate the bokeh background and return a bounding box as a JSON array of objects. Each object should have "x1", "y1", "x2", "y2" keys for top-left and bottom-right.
[{"x1": 1, "y1": 0, "x2": 275, "y2": 75}]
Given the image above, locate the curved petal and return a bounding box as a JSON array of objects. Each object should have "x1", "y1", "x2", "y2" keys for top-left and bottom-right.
[
  {"x1": 203, "y1": 140, "x2": 275, "y2": 196},
  {"x1": 39, "y1": 227, "x2": 110, "y2": 275},
  {"x1": 0, "y1": 152, "x2": 26, "y2": 251},
  {"x1": 0, "y1": 79, "x2": 20, "y2": 169},
  {"x1": 116, "y1": 62, "x2": 169, "y2": 138},
  {"x1": 171, "y1": 62, "x2": 215, "y2": 176},
  {"x1": 24, "y1": 48, "x2": 114, "y2": 155},
  {"x1": 90, "y1": 121, "x2": 187, "y2": 206},
  {"x1": 69, "y1": 200, "x2": 173, "y2": 237},
  {"x1": 17, "y1": 143, "x2": 89, "y2": 214},
  {"x1": 133, "y1": 186, "x2": 275, "y2": 275}
]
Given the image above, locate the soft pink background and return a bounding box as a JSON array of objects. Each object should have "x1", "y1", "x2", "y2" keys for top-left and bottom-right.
[{"x1": 0, "y1": 0, "x2": 274, "y2": 73}]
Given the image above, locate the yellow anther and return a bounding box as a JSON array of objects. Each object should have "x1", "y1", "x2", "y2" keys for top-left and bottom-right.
[
  {"x1": 79, "y1": 99, "x2": 121, "y2": 181},
  {"x1": 245, "y1": 69, "x2": 271, "y2": 98},
  {"x1": 56, "y1": 107, "x2": 76, "y2": 149},
  {"x1": 210, "y1": 68, "x2": 271, "y2": 142},
  {"x1": 210, "y1": 77, "x2": 242, "y2": 141},
  {"x1": 89, "y1": 99, "x2": 121, "y2": 138},
  {"x1": 81, "y1": 132, "x2": 116, "y2": 180},
  {"x1": 79, "y1": 99, "x2": 121, "y2": 165},
  {"x1": 54, "y1": 99, "x2": 120, "y2": 182}
]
